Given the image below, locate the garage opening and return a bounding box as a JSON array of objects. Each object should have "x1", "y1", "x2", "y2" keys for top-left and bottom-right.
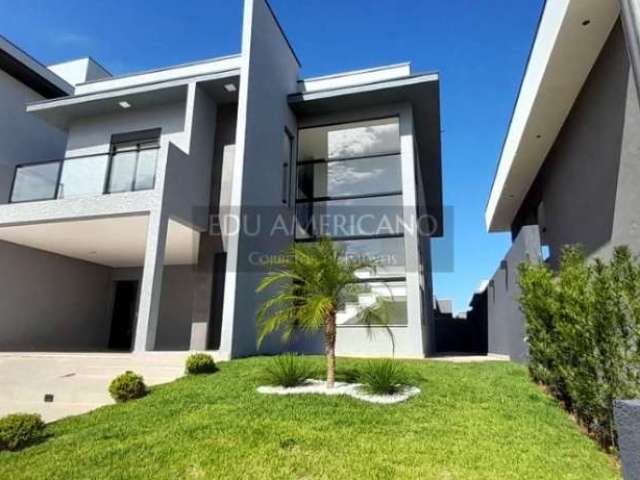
[{"x1": 0, "y1": 214, "x2": 201, "y2": 352}]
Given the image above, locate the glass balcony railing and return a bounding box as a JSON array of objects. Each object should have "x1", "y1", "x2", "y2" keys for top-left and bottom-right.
[{"x1": 9, "y1": 147, "x2": 159, "y2": 203}]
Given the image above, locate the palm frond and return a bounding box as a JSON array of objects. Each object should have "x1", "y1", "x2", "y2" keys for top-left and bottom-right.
[
  {"x1": 255, "y1": 236, "x2": 389, "y2": 348},
  {"x1": 358, "y1": 297, "x2": 396, "y2": 356}
]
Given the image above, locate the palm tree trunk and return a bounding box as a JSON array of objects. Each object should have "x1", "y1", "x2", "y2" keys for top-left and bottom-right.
[{"x1": 325, "y1": 311, "x2": 337, "y2": 388}]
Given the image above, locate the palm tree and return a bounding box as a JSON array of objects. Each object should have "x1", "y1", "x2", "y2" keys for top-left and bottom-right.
[{"x1": 256, "y1": 237, "x2": 393, "y2": 388}]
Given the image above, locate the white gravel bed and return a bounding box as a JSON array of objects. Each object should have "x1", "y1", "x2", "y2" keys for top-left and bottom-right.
[{"x1": 257, "y1": 379, "x2": 420, "y2": 404}]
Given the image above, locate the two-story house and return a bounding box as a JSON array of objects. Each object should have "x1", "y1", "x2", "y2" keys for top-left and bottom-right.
[{"x1": 0, "y1": 0, "x2": 442, "y2": 360}]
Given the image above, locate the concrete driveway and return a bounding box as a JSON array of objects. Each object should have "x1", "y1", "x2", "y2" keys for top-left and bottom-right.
[{"x1": 0, "y1": 352, "x2": 194, "y2": 422}]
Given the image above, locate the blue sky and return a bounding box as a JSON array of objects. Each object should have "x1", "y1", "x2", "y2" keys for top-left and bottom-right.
[{"x1": 0, "y1": 0, "x2": 544, "y2": 312}]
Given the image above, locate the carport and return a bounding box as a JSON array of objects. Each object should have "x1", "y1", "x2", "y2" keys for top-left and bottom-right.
[{"x1": 0, "y1": 214, "x2": 199, "y2": 352}]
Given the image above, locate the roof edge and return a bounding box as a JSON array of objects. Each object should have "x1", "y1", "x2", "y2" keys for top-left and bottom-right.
[
  {"x1": 289, "y1": 71, "x2": 439, "y2": 102},
  {"x1": 26, "y1": 68, "x2": 240, "y2": 111},
  {"x1": 75, "y1": 53, "x2": 241, "y2": 87},
  {"x1": 299, "y1": 62, "x2": 412, "y2": 83},
  {"x1": 0, "y1": 34, "x2": 73, "y2": 97},
  {"x1": 263, "y1": 0, "x2": 301, "y2": 68},
  {"x1": 484, "y1": 0, "x2": 620, "y2": 232}
]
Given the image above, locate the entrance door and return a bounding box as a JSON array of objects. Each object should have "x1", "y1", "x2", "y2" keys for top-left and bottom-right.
[{"x1": 108, "y1": 280, "x2": 139, "y2": 351}]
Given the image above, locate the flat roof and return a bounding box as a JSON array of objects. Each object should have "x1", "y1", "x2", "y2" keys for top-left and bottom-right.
[
  {"x1": 0, "y1": 35, "x2": 73, "y2": 97},
  {"x1": 289, "y1": 71, "x2": 444, "y2": 237},
  {"x1": 73, "y1": 54, "x2": 242, "y2": 95},
  {"x1": 27, "y1": 69, "x2": 240, "y2": 128},
  {"x1": 485, "y1": 0, "x2": 620, "y2": 232},
  {"x1": 298, "y1": 63, "x2": 411, "y2": 93}
]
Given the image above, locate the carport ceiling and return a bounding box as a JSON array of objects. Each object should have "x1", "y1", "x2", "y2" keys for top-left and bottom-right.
[{"x1": 0, "y1": 215, "x2": 199, "y2": 267}]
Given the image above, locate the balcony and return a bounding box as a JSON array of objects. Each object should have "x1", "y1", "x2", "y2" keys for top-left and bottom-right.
[{"x1": 9, "y1": 145, "x2": 159, "y2": 204}]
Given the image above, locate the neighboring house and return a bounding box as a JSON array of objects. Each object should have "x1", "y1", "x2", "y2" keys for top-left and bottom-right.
[
  {"x1": 483, "y1": 0, "x2": 640, "y2": 360},
  {"x1": 0, "y1": 36, "x2": 72, "y2": 206},
  {"x1": 0, "y1": 0, "x2": 442, "y2": 359}
]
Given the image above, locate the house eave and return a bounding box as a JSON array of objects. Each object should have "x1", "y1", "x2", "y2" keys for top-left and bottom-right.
[
  {"x1": 26, "y1": 69, "x2": 241, "y2": 129},
  {"x1": 485, "y1": 0, "x2": 620, "y2": 232}
]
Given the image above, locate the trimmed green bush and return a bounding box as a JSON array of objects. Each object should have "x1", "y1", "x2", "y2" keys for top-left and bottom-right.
[
  {"x1": 0, "y1": 413, "x2": 45, "y2": 451},
  {"x1": 185, "y1": 353, "x2": 217, "y2": 374},
  {"x1": 359, "y1": 359, "x2": 410, "y2": 395},
  {"x1": 108, "y1": 371, "x2": 148, "y2": 403},
  {"x1": 519, "y1": 245, "x2": 640, "y2": 449},
  {"x1": 262, "y1": 354, "x2": 316, "y2": 387}
]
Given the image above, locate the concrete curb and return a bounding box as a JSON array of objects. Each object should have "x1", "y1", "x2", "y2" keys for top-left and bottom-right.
[{"x1": 614, "y1": 399, "x2": 640, "y2": 480}]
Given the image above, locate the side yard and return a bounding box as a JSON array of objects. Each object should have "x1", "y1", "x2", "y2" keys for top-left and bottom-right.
[{"x1": 0, "y1": 357, "x2": 619, "y2": 479}]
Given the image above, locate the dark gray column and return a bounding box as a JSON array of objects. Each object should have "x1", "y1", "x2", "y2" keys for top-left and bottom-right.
[
  {"x1": 614, "y1": 400, "x2": 640, "y2": 480},
  {"x1": 189, "y1": 234, "x2": 217, "y2": 350},
  {"x1": 620, "y1": 0, "x2": 640, "y2": 99}
]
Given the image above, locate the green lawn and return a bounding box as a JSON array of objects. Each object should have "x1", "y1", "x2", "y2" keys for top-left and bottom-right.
[{"x1": 0, "y1": 357, "x2": 619, "y2": 479}]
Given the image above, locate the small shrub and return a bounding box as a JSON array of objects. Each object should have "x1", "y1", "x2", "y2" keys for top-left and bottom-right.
[
  {"x1": 108, "y1": 371, "x2": 147, "y2": 403},
  {"x1": 0, "y1": 413, "x2": 45, "y2": 451},
  {"x1": 359, "y1": 359, "x2": 410, "y2": 395},
  {"x1": 186, "y1": 353, "x2": 217, "y2": 374},
  {"x1": 262, "y1": 354, "x2": 316, "y2": 387}
]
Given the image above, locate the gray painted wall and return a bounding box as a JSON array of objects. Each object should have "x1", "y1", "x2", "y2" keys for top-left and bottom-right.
[
  {"x1": 112, "y1": 265, "x2": 197, "y2": 351},
  {"x1": 0, "y1": 240, "x2": 112, "y2": 351},
  {"x1": 65, "y1": 101, "x2": 186, "y2": 158},
  {"x1": 512, "y1": 21, "x2": 640, "y2": 268},
  {"x1": 165, "y1": 85, "x2": 217, "y2": 230},
  {"x1": 155, "y1": 265, "x2": 197, "y2": 351},
  {"x1": 415, "y1": 142, "x2": 436, "y2": 356},
  {"x1": 0, "y1": 69, "x2": 67, "y2": 204},
  {"x1": 189, "y1": 103, "x2": 237, "y2": 350},
  {"x1": 487, "y1": 225, "x2": 541, "y2": 361},
  {"x1": 0, "y1": 238, "x2": 196, "y2": 352},
  {"x1": 219, "y1": 0, "x2": 300, "y2": 358}
]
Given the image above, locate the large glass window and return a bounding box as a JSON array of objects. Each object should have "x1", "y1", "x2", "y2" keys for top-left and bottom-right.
[
  {"x1": 298, "y1": 117, "x2": 400, "y2": 162},
  {"x1": 336, "y1": 237, "x2": 406, "y2": 278},
  {"x1": 295, "y1": 117, "x2": 407, "y2": 327},
  {"x1": 296, "y1": 195, "x2": 403, "y2": 239},
  {"x1": 297, "y1": 154, "x2": 402, "y2": 200},
  {"x1": 339, "y1": 280, "x2": 407, "y2": 326}
]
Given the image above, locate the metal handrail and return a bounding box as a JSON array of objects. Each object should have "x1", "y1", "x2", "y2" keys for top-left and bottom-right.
[
  {"x1": 12, "y1": 146, "x2": 160, "y2": 169},
  {"x1": 9, "y1": 146, "x2": 160, "y2": 203}
]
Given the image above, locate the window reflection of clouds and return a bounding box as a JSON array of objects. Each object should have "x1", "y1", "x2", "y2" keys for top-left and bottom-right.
[
  {"x1": 327, "y1": 162, "x2": 385, "y2": 196},
  {"x1": 328, "y1": 123, "x2": 399, "y2": 159}
]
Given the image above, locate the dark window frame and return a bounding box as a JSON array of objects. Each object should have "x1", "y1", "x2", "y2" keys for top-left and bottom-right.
[
  {"x1": 104, "y1": 129, "x2": 161, "y2": 195},
  {"x1": 282, "y1": 127, "x2": 295, "y2": 206}
]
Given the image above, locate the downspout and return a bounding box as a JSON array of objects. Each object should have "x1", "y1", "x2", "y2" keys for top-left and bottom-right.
[{"x1": 620, "y1": 0, "x2": 640, "y2": 99}]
